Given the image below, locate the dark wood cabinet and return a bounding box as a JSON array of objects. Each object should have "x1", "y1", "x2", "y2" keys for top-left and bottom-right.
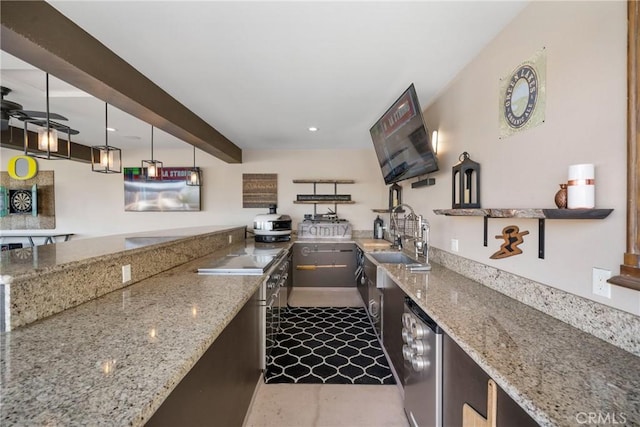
[
  {"x1": 443, "y1": 333, "x2": 539, "y2": 427},
  {"x1": 293, "y1": 242, "x2": 356, "y2": 287},
  {"x1": 381, "y1": 272, "x2": 406, "y2": 386},
  {"x1": 146, "y1": 290, "x2": 261, "y2": 427}
]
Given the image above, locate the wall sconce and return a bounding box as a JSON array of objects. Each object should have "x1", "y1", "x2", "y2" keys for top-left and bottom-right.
[
  {"x1": 141, "y1": 125, "x2": 163, "y2": 180},
  {"x1": 91, "y1": 103, "x2": 122, "y2": 174},
  {"x1": 431, "y1": 130, "x2": 439, "y2": 154},
  {"x1": 186, "y1": 145, "x2": 202, "y2": 186},
  {"x1": 452, "y1": 151, "x2": 481, "y2": 209}
]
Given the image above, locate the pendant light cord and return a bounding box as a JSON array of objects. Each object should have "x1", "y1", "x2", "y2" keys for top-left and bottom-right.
[
  {"x1": 151, "y1": 125, "x2": 154, "y2": 160},
  {"x1": 105, "y1": 103, "x2": 109, "y2": 148},
  {"x1": 45, "y1": 73, "x2": 51, "y2": 134}
]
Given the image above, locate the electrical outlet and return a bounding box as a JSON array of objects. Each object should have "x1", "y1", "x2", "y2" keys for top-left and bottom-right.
[
  {"x1": 592, "y1": 267, "x2": 612, "y2": 298},
  {"x1": 451, "y1": 239, "x2": 459, "y2": 252},
  {"x1": 228, "y1": 235, "x2": 233, "y2": 244},
  {"x1": 122, "y1": 265, "x2": 132, "y2": 283}
]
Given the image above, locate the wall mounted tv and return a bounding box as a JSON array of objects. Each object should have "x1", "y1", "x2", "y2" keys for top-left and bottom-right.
[{"x1": 369, "y1": 83, "x2": 438, "y2": 185}]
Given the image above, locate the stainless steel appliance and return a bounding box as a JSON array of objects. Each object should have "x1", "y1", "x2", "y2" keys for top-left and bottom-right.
[
  {"x1": 363, "y1": 253, "x2": 382, "y2": 338},
  {"x1": 403, "y1": 297, "x2": 443, "y2": 427},
  {"x1": 196, "y1": 244, "x2": 289, "y2": 370},
  {"x1": 356, "y1": 246, "x2": 367, "y2": 305},
  {"x1": 262, "y1": 252, "x2": 289, "y2": 369},
  {"x1": 253, "y1": 206, "x2": 292, "y2": 243},
  {"x1": 197, "y1": 245, "x2": 283, "y2": 275}
]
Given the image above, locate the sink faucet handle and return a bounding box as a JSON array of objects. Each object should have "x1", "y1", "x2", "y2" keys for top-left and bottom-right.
[{"x1": 396, "y1": 234, "x2": 403, "y2": 250}]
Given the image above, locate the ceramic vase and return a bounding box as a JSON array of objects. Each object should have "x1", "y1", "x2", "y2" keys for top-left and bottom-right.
[{"x1": 554, "y1": 184, "x2": 568, "y2": 209}]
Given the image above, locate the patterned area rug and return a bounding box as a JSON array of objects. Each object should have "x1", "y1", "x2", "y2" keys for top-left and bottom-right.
[{"x1": 265, "y1": 306, "x2": 395, "y2": 385}]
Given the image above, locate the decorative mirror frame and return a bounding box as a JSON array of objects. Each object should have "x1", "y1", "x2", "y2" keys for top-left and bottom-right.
[{"x1": 609, "y1": 1, "x2": 640, "y2": 291}]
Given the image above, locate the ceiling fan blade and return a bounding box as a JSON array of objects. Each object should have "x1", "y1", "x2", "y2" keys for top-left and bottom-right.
[
  {"x1": 29, "y1": 119, "x2": 80, "y2": 135},
  {"x1": 16, "y1": 110, "x2": 69, "y2": 121},
  {"x1": 1, "y1": 99, "x2": 23, "y2": 112}
]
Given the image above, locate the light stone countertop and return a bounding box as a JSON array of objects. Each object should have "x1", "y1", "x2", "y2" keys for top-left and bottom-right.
[
  {"x1": 375, "y1": 259, "x2": 640, "y2": 427},
  {"x1": 0, "y1": 247, "x2": 274, "y2": 426},
  {"x1": 0, "y1": 225, "x2": 238, "y2": 279},
  {"x1": 1, "y1": 237, "x2": 638, "y2": 426}
]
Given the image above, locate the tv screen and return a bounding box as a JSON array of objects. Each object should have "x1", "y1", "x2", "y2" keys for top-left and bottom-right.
[{"x1": 369, "y1": 84, "x2": 438, "y2": 185}]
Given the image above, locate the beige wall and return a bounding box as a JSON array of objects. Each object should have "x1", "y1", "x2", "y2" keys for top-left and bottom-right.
[
  {"x1": 0, "y1": 146, "x2": 387, "y2": 238},
  {"x1": 2, "y1": 1, "x2": 637, "y2": 317},
  {"x1": 412, "y1": 0, "x2": 637, "y2": 315}
]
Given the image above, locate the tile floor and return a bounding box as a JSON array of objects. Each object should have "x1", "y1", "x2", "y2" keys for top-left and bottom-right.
[{"x1": 244, "y1": 287, "x2": 409, "y2": 427}]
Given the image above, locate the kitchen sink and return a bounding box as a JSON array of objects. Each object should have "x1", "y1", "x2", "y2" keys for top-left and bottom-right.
[
  {"x1": 369, "y1": 251, "x2": 417, "y2": 264},
  {"x1": 368, "y1": 251, "x2": 431, "y2": 271}
]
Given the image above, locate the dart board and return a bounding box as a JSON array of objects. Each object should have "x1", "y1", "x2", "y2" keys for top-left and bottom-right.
[{"x1": 9, "y1": 189, "x2": 33, "y2": 214}]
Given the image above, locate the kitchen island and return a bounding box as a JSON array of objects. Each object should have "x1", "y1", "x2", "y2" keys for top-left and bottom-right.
[{"x1": 0, "y1": 234, "x2": 638, "y2": 426}]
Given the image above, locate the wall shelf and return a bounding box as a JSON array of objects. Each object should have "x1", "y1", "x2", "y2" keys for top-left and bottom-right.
[
  {"x1": 433, "y1": 208, "x2": 614, "y2": 259},
  {"x1": 293, "y1": 179, "x2": 355, "y2": 216}
]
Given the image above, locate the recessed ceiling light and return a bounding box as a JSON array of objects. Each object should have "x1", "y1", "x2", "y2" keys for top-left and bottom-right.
[
  {"x1": 106, "y1": 127, "x2": 117, "y2": 132},
  {"x1": 308, "y1": 127, "x2": 318, "y2": 132}
]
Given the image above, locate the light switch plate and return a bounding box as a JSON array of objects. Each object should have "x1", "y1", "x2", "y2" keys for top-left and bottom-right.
[{"x1": 451, "y1": 239, "x2": 459, "y2": 252}]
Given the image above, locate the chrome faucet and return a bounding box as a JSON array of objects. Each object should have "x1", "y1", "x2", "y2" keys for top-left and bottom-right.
[{"x1": 390, "y1": 204, "x2": 429, "y2": 261}]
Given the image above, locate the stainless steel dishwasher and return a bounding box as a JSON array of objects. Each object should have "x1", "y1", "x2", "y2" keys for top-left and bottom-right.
[{"x1": 402, "y1": 297, "x2": 442, "y2": 427}]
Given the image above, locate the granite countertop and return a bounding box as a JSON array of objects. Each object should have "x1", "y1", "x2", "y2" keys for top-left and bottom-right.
[
  {"x1": 0, "y1": 244, "x2": 277, "y2": 426},
  {"x1": 374, "y1": 257, "x2": 640, "y2": 427},
  {"x1": 0, "y1": 225, "x2": 241, "y2": 279},
  {"x1": 2, "y1": 237, "x2": 638, "y2": 426}
]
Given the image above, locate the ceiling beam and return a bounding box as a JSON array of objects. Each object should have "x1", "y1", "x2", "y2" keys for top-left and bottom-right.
[{"x1": 0, "y1": 0, "x2": 242, "y2": 163}]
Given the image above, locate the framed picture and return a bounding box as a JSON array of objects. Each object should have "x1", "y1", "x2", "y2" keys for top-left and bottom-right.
[{"x1": 124, "y1": 167, "x2": 201, "y2": 212}]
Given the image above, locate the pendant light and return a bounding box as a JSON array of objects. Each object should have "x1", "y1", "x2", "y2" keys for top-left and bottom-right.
[
  {"x1": 24, "y1": 73, "x2": 71, "y2": 160},
  {"x1": 186, "y1": 145, "x2": 202, "y2": 186},
  {"x1": 91, "y1": 103, "x2": 122, "y2": 173},
  {"x1": 141, "y1": 125, "x2": 163, "y2": 180}
]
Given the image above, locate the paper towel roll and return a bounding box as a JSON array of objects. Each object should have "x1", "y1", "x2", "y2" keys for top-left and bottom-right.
[{"x1": 567, "y1": 164, "x2": 595, "y2": 208}]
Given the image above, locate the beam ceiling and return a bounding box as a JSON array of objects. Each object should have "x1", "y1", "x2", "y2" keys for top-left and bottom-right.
[{"x1": 0, "y1": 0, "x2": 242, "y2": 163}]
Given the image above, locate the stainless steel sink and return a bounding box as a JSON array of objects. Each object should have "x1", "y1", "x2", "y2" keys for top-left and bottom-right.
[
  {"x1": 368, "y1": 251, "x2": 431, "y2": 271},
  {"x1": 369, "y1": 251, "x2": 417, "y2": 264}
]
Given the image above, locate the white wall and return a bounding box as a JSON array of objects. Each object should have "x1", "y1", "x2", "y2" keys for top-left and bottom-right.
[
  {"x1": 409, "y1": 1, "x2": 637, "y2": 315},
  {"x1": 0, "y1": 146, "x2": 387, "y2": 238}
]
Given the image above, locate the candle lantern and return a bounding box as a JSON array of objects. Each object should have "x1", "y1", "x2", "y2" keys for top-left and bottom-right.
[
  {"x1": 389, "y1": 183, "x2": 402, "y2": 210},
  {"x1": 452, "y1": 152, "x2": 481, "y2": 209}
]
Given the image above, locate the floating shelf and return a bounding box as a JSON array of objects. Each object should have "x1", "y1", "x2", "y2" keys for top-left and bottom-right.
[
  {"x1": 295, "y1": 200, "x2": 355, "y2": 204},
  {"x1": 372, "y1": 208, "x2": 405, "y2": 214},
  {"x1": 294, "y1": 179, "x2": 355, "y2": 215},
  {"x1": 293, "y1": 179, "x2": 355, "y2": 184},
  {"x1": 434, "y1": 208, "x2": 614, "y2": 259}
]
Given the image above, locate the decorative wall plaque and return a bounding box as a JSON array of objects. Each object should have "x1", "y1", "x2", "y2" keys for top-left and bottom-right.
[
  {"x1": 490, "y1": 225, "x2": 529, "y2": 259},
  {"x1": 499, "y1": 48, "x2": 546, "y2": 138},
  {"x1": 243, "y1": 173, "x2": 277, "y2": 208}
]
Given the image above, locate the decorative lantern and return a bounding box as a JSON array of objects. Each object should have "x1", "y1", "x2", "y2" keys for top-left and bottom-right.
[
  {"x1": 452, "y1": 152, "x2": 480, "y2": 209},
  {"x1": 388, "y1": 183, "x2": 402, "y2": 210}
]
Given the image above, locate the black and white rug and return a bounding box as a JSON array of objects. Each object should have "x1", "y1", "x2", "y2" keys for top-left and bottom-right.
[{"x1": 264, "y1": 306, "x2": 395, "y2": 385}]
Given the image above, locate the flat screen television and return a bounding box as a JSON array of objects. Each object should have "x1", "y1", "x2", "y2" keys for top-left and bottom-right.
[{"x1": 369, "y1": 84, "x2": 438, "y2": 185}]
